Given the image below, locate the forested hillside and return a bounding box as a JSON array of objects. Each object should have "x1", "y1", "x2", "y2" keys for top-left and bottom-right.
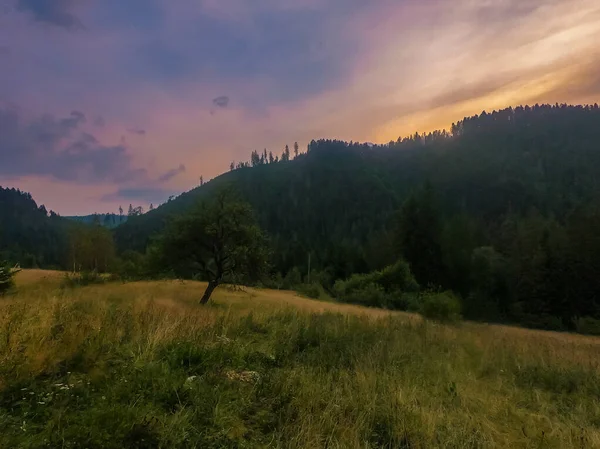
[
  {"x1": 0, "y1": 187, "x2": 70, "y2": 268},
  {"x1": 115, "y1": 105, "x2": 600, "y2": 267},
  {"x1": 114, "y1": 104, "x2": 600, "y2": 330}
]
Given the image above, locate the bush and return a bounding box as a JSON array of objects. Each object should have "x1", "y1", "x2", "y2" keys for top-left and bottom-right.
[
  {"x1": 283, "y1": 267, "x2": 303, "y2": 289},
  {"x1": 295, "y1": 283, "x2": 328, "y2": 300},
  {"x1": 418, "y1": 291, "x2": 462, "y2": 323},
  {"x1": 334, "y1": 260, "x2": 419, "y2": 309},
  {"x1": 0, "y1": 261, "x2": 20, "y2": 295},
  {"x1": 61, "y1": 271, "x2": 106, "y2": 288},
  {"x1": 336, "y1": 283, "x2": 394, "y2": 308},
  {"x1": 573, "y1": 316, "x2": 600, "y2": 336}
]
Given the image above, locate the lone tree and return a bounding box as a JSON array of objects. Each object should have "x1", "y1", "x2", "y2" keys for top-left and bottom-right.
[{"x1": 157, "y1": 187, "x2": 269, "y2": 304}]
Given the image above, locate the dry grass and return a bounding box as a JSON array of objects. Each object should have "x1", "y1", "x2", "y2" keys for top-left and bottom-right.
[
  {"x1": 1, "y1": 270, "x2": 600, "y2": 448},
  {"x1": 14, "y1": 268, "x2": 64, "y2": 286}
]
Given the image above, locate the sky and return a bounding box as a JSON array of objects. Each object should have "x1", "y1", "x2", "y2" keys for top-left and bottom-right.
[{"x1": 1, "y1": 0, "x2": 599, "y2": 215}]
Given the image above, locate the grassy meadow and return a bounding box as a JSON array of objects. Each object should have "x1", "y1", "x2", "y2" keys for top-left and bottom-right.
[{"x1": 1, "y1": 271, "x2": 600, "y2": 448}]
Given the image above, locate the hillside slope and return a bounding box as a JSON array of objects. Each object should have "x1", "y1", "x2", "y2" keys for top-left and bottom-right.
[
  {"x1": 3, "y1": 276, "x2": 600, "y2": 447},
  {"x1": 115, "y1": 104, "x2": 600, "y2": 278}
]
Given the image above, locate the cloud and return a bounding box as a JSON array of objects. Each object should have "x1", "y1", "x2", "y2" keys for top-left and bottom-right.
[
  {"x1": 17, "y1": 0, "x2": 82, "y2": 29},
  {"x1": 127, "y1": 127, "x2": 146, "y2": 135},
  {"x1": 3, "y1": 0, "x2": 600, "y2": 216},
  {"x1": 210, "y1": 95, "x2": 230, "y2": 115},
  {"x1": 0, "y1": 46, "x2": 9, "y2": 56},
  {"x1": 101, "y1": 187, "x2": 178, "y2": 204},
  {"x1": 0, "y1": 105, "x2": 144, "y2": 184},
  {"x1": 212, "y1": 96, "x2": 229, "y2": 108},
  {"x1": 157, "y1": 164, "x2": 186, "y2": 183}
]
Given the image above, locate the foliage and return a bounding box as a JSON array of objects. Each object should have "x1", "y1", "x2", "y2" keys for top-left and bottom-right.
[
  {"x1": 572, "y1": 316, "x2": 600, "y2": 336},
  {"x1": 334, "y1": 260, "x2": 419, "y2": 309},
  {"x1": 68, "y1": 224, "x2": 116, "y2": 273},
  {"x1": 395, "y1": 183, "x2": 444, "y2": 288},
  {"x1": 418, "y1": 291, "x2": 462, "y2": 323},
  {"x1": 0, "y1": 261, "x2": 20, "y2": 295},
  {"x1": 61, "y1": 271, "x2": 107, "y2": 288},
  {"x1": 0, "y1": 187, "x2": 70, "y2": 268},
  {"x1": 463, "y1": 246, "x2": 509, "y2": 321},
  {"x1": 335, "y1": 282, "x2": 393, "y2": 308},
  {"x1": 294, "y1": 282, "x2": 328, "y2": 300},
  {"x1": 156, "y1": 186, "x2": 270, "y2": 303}
]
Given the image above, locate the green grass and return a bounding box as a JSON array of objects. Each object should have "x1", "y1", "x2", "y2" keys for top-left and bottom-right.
[{"x1": 1, "y1": 274, "x2": 600, "y2": 448}]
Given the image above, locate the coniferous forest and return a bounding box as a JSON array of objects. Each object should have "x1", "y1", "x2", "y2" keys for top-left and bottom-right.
[{"x1": 3, "y1": 104, "x2": 600, "y2": 332}]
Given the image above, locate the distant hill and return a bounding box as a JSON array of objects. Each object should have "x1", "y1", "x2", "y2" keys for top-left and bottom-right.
[
  {"x1": 114, "y1": 104, "x2": 600, "y2": 280},
  {"x1": 65, "y1": 213, "x2": 128, "y2": 229}
]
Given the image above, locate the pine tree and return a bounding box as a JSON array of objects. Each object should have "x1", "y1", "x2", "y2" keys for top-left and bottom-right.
[
  {"x1": 282, "y1": 145, "x2": 290, "y2": 162},
  {"x1": 250, "y1": 150, "x2": 261, "y2": 167},
  {"x1": 396, "y1": 183, "x2": 444, "y2": 288},
  {"x1": 294, "y1": 141, "x2": 299, "y2": 158}
]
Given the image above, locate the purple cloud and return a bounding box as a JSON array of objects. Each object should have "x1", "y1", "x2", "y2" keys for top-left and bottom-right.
[
  {"x1": 17, "y1": 0, "x2": 82, "y2": 30},
  {"x1": 127, "y1": 128, "x2": 146, "y2": 136},
  {"x1": 0, "y1": 105, "x2": 144, "y2": 184},
  {"x1": 157, "y1": 164, "x2": 186, "y2": 183},
  {"x1": 101, "y1": 187, "x2": 178, "y2": 204}
]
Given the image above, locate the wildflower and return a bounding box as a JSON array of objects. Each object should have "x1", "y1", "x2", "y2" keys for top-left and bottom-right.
[
  {"x1": 216, "y1": 335, "x2": 233, "y2": 344},
  {"x1": 184, "y1": 376, "x2": 197, "y2": 388},
  {"x1": 225, "y1": 370, "x2": 261, "y2": 383}
]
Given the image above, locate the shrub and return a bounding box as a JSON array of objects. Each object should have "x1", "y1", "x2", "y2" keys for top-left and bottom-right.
[
  {"x1": 295, "y1": 282, "x2": 328, "y2": 300},
  {"x1": 376, "y1": 260, "x2": 420, "y2": 293},
  {"x1": 283, "y1": 267, "x2": 303, "y2": 289},
  {"x1": 0, "y1": 261, "x2": 20, "y2": 295},
  {"x1": 334, "y1": 260, "x2": 419, "y2": 309},
  {"x1": 418, "y1": 291, "x2": 462, "y2": 323},
  {"x1": 337, "y1": 283, "x2": 389, "y2": 308},
  {"x1": 61, "y1": 271, "x2": 106, "y2": 288},
  {"x1": 573, "y1": 316, "x2": 600, "y2": 336}
]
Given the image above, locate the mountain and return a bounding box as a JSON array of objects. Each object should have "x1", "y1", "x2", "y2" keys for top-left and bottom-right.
[{"x1": 114, "y1": 104, "x2": 600, "y2": 278}]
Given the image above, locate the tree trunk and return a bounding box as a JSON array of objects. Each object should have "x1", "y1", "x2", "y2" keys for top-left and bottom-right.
[{"x1": 200, "y1": 280, "x2": 218, "y2": 305}]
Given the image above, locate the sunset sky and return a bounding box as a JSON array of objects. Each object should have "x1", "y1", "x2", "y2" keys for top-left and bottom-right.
[{"x1": 1, "y1": 0, "x2": 599, "y2": 215}]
